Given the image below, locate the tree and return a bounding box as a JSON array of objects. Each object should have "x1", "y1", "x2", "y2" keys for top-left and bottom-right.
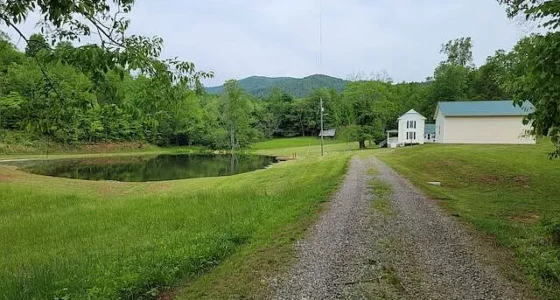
[
  {"x1": 441, "y1": 37, "x2": 474, "y2": 67},
  {"x1": 424, "y1": 63, "x2": 470, "y2": 115},
  {"x1": 220, "y1": 80, "x2": 253, "y2": 151},
  {"x1": 498, "y1": 0, "x2": 560, "y2": 29},
  {"x1": 343, "y1": 81, "x2": 396, "y2": 149},
  {"x1": 467, "y1": 51, "x2": 511, "y2": 100},
  {"x1": 498, "y1": 1, "x2": 560, "y2": 156},
  {"x1": 25, "y1": 33, "x2": 50, "y2": 57},
  {"x1": 0, "y1": 0, "x2": 212, "y2": 94}
]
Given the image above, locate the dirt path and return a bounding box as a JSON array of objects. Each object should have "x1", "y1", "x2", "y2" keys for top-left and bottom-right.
[{"x1": 272, "y1": 156, "x2": 525, "y2": 300}]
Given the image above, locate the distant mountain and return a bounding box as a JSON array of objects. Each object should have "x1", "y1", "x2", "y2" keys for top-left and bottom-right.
[{"x1": 206, "y1": 74, "x2": 349, "y2": 98}]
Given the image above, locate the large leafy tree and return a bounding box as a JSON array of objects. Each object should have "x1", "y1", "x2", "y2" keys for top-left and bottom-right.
[
  {"x1": 498, "y1": 0, "x2": 560, "y2": 156},
  {"x1": 467, "y1": 50, "x2": 511, "y2": 100},
  {"x1": 343, "y1": 81, "x2": 396, "y2": 149},
  {"x1": 441, "y1": 37, "x2": 474, "y2": 67},
  {"x1": 0, "y1": 0, "x2": 219, "y2": 149},
  {"x1": 220, "y1": 80, "x2": 255, "y2": 151}
]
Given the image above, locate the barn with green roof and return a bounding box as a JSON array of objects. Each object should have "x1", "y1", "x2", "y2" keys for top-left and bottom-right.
[{"x1": 434, "y1": 100, "x2": 535, "y2": 144}]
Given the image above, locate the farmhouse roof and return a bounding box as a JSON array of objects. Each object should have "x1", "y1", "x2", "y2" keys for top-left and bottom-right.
[
  {"x1": 436, "y1": 100, "x2": 534, "y2": 118},
  {"x1": 397, "y1": 109, "x2": 427, "y2": 120},
  {"x1": 424, "y1": 124, "x2": 436, "y2": 134}
]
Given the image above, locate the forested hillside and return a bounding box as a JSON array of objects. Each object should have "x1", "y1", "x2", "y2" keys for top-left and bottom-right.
[
  {"x1": 0, "y1": 30, "x2": 556, "y2": 152},
  {"x1": 206, "y1": 74, "x2": 348, "y2": 97}
]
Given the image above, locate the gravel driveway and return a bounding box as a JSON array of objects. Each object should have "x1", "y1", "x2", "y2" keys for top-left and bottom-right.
[{"x1": 272, "y1": 156, "x2": 525, "y2": 300}]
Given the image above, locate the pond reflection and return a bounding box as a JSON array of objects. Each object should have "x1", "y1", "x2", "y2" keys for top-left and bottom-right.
[{"x1": 15, "y1": 154, "x2": 277, "y2": 182}]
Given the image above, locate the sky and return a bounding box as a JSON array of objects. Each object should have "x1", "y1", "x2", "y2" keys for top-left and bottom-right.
[{"x1": 1, "y1": 0, "x2": 532, "y2": 87}]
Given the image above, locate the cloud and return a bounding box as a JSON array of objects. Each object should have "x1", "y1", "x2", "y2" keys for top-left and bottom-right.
[{"x1": 1, "y1": 0, "x2": 528, "y2": 86}]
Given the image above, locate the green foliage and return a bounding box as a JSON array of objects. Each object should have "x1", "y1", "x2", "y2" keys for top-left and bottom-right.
[
  {"x1": 343, "y1": 81, "x2": 398, "y2": 148},
  {"x1": 498, "y1": 0, "x2": 560, "y2": 29},
  {"x1": 510, "y1": 33, "x2": 560, "y2": 157},
  {"x1": 496, "y1": 1, "x2": 560, "y2": 156},
  {"x1": 0, "y1": 0, "x2": 213, "y2": 87},
  {"x1": 24, "y1": 33, "x2": 50, "y2": 57},
  {"x1": 441, "y1": 37, "x2": 474, "y2": 67},
  {"x1": 219, "y1": 80, "x2": 260, "y2": 150},
  {"x1": 0, "y1": 41, "x2": 224, "y2": 148}
]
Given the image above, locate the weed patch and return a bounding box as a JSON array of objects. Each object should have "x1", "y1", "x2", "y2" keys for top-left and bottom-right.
[{"x1": 369, "y1": 179, "x2": 394, "y2": 217}]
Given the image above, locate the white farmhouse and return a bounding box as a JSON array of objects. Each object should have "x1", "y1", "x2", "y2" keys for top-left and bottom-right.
[
  {"x1": 434, "y1": 100, "x2": 535, "y2": 144},
  {"x1": 386, "y1": 109, "x2": 426, "y2": 147}
]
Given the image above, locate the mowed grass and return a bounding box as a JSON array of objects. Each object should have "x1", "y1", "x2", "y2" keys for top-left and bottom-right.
[
  {"x1": 250, "y1": 136, "x2": 345, "y2": 150},
  {"x1": 376, "y1": 139, "x2": 560, "y2": 298},
  {"x1": 0, "y1": 142, "x2": 351, "y2": 300}
]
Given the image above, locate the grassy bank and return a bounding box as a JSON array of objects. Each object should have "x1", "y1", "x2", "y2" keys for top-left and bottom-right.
[
  {"x1": 376, "y1": 140, "x2": 560, "y2": 298},
  {"x1": 0, "y1": 142, "x2": 351, "y2": 300}
]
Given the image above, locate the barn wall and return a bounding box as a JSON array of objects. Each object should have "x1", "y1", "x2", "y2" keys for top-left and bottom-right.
[
  {"x1": 435, "y1": 109, "x2": 445, "y2": 143},
  {"x1": 442, "y1": 116, "x2": 535, "y2": 144}
]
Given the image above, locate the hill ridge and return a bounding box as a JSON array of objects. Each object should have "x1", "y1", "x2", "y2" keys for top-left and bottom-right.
[{"x1": 206, "y1": 74, "x2": 348, "y2": 97}]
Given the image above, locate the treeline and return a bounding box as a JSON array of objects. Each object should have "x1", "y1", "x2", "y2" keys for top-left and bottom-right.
[{"x1": 0, "y1": 32, "x2": 549, "y2": 150}]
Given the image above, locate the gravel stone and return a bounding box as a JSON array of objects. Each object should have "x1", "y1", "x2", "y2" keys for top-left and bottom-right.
[{"x1": 272, "y1": 156, "x2": 524, "y2": 300}]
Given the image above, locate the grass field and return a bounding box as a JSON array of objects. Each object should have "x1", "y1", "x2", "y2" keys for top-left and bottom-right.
[
  {"x1": 376, "y1": 140, "x2": 560, "y2": 298},
  {"x1": 250, "y1": 136, "x2": 346, "y2": 150},
  {"x1": 0, "y1": 142, "x2": 354, "y2": 300}
]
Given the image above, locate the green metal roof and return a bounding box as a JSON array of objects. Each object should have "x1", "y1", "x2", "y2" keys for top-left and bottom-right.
[
  {"x1": 424, "y1": 124, "x2": 435, "y2": 134},
  {"x1": 437, "y1": 100, "x2": 534, "y2": 117}
]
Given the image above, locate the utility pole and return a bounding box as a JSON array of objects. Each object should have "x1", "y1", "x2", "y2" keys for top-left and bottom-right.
[{"x1": 320, "y1": 97, "x2": 324, "y2": 156}]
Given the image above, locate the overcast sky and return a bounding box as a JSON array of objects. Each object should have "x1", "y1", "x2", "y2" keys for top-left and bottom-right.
[{"x1": 2, "y1": 0, "x2": 531, "y2": 86}]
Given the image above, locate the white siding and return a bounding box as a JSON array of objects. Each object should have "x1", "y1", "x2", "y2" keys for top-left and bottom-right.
[
  {"x1": 398, "y1": 115, "x2": 425, "y2": 145},
  {"x1": 435, "y1": 109, "x2": 445, "y2": 143},
  {"x1": 441, "y1": 116, "x2": 535, "y2": 144}
]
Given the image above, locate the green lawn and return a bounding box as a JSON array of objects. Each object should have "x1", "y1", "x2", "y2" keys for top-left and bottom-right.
[
  {"x1": 250, "y1": 136, "x2": 346, "y2": 150},
  {"x1": 376, "y1": 140, "x2": 560, "y2": 298},
  {"x1": 0, "y1": 142, "x2": 352, "y2": 300}
]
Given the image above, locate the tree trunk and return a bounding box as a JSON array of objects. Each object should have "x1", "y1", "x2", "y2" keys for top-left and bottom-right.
[{"x1": 359, "y1": 140, "x2": 366, "y2": 149}]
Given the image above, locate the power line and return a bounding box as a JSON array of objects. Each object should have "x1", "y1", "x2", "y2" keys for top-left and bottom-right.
[{"x1": 318, "y1": 0, "x2": 324, "y2": 157}]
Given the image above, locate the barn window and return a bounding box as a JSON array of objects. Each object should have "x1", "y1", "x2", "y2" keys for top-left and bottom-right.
[{"x1": 413, "y1": 132, "x2": 416, "y2": 139}]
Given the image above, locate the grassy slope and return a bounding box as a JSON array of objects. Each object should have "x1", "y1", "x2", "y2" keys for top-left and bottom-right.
[
  {"x1": 376, "y1": 140, "x2": 560, "y2": 298},
  {"x1": 0, "y1": 141, "x2": 354, "y2": 300}
]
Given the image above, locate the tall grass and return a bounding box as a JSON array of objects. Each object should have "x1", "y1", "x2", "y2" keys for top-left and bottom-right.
[{"x1": 0, "y1": 153, "x2": 348, "y2": 299}]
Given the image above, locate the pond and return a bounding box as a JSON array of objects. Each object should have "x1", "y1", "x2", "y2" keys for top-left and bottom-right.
[{"x1": 13, "y1": 154, "x2": 277, "y2": 182}]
